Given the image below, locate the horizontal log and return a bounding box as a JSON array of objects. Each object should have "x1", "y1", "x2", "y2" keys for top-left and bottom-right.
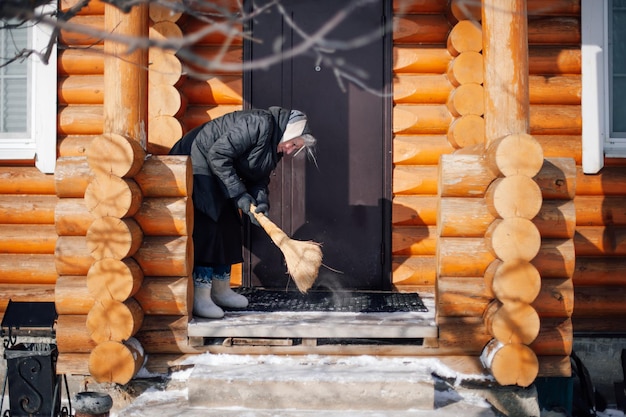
[
  {"x1": 485, "y1": 176, "x2": 543, "y2": 220},
  {"x1": 574, "y1": 226, "x2": 626, "y2": 256},
  {"x1": 529, "y1": 75, "x2": 580, "y2": 105},
  {"x1": 538, "y1": 356, "x2": 571, "y2": 378},
  {"x1": 56, "y1": 315, "x2": 97, "y2": 353},
  {"x1": 87, "y1": 133, "x2": 146, "y2": 178},
  {"x1": 55, "y1": 235, "x2": 93, "y2": 277},
  {"x1": 58, "y1": 105, "x2": 104, "y2": 135},
  {"x1": 532, "y1": 158, "x2": 576, "y2": 200},
  {"x1": 438, "y1": 154, "x2": 495, "y2": 198},
  {"x1": 149, "y1": 84, "x2": 186, "y2": 118},
  {"x1": 572, "y1": 318, "x2": 626, "y2": 334},
  {"x1": 0, "y1": 254, "x2": 57, "y2": 284},
  {"x1": 181, "y1": 105, "x2": 247, "y2": 131},
  {"x1": 58, "y1": 47, "x2": 105, "y2": 76},
  {"x1": 0, "y1": 224, "x2": 56, "y2": 254},
  {"x1": 535, "y1": 135, "x2": 581, "y2": 164},
  {"x1": 532, "y1": 199, "x2": 576, "y2": 239},
  {"x1": 55, "y1": 156, "x2": 94, "y2": 198},
  {"x1": 481, "y1": 340, "x2": 539, "y2": 388},
  {"x1": 447, "y1": 20, "x2": 482, "y2": 56},
  {"x1": 87, "y1": 258, "x2": 144, "y2": 301},
  {"x1": 447, "y1": 115, "x2": 485, "y2": 148},
  {"x1": 88, "y1": 339, "x2": 144, "y2": 384},
  {"x1": 134, "y1": 155, "x2": 192, "y2": 197},
  {"x1": 0, "y1": 284, "x2": 55, "y2": 312},
  {"x1": 484, "y1": 300, "x2": 540, "y2": 345},
  {"x1": 58, "y1": 75, "x2": 104, "y2": 105},
  {"x1": 528, "y1": 47, "x2": 580, "y2": 75},
  {"x1": 393, "y1": 46, "x2": 452, "y2": 74},
  {"x1": 84, "y1": 175, "x2": 143, "y2": 218},
  {"x1": 182, "y1": 17, "x2": 244, "y2": 46},
  {"x1": 437, "y1": 276, "x2": 493, "y2": 318},
  {"x1": 393, "y1": 74, "x2": 452, "y2": 104},
  {"x1": 58, "y1": 135, "x2": 97, "y2": 157},
  {"x1": 447, "y1": 83, "x2": 484, "y2": 116},
  {"x1": 134, "y1": 197, "x2": 192, "y2": 236},
  {"x1": 148, "y1": 48, "x2": 184, "y2": 87},
  {"x1": 485, "y1": 259, "x2": 541, "y2": 305},
  {"x1": 531, "y1": 238, "x2": 576, "y2": 279},
  {"x1": 392, "y1": 15, "x2": 451, "y2": 45},
  {"x1": 437, "y1": 317, "x2": 492, "y2": 355},
  {"x1": 449, "y1": 0, "x2": 481, "y2": 21},
  {"x1": 486, "y1": 218, "x2": 541, "y2": 262},
  {"x1": 573, "y1": 256, "x2": 626, "y2": 286},
  {"x1": 529, "y1": 318, "x2": 573, "y2": 356},
  {"x1": 392, "y1": 195, "x2": 438, "y2": 226},
  {"x1": 133, "y1": 235, "x2": 192, "y2": 276},
  {"x1": 59, "y1": 15, "x2": 104, "y2": 46},
  {"x1": 391, "y1": 225, "x2": 437, "y2": 256},
  {"x1": 87, "y1": 298, "x2": 144, "y2": 343},
  {"x1": 0, "y1": 195, "x2": 56, "y2": 224},
  {"x1": 392, "y1": 165, "x2": 439, "y2": 195},
  {"x1": 0, "y1": 167, "x2": 56, "y2": 195},
  {"x1": 527, "y1": 0, "x2": 580, "y2": 16},
  {"x1": 391, "y1": 256, "x2": 436, "y2": 287},
  {"x1": 135, "y1": 315, "x2": 199, "y2": 354},
  {"x1": 393, "y1": 135, "x2": 453, "y2": 165},
  {"x1": 393, "y1": 0, "x2": 448, "y2": 14},
  {"x1": 86, "y1": 216, "x2": 143, "y2": 260},
  {"x1": 147, "y1": 115, "x2": 185, "y2": 155},
  {"x1": 134, "y1": 276, "x2": 191, "y2": 316},
  {"x1": 532, "y1": 278, "x2": 574, "y2": 318},
  {"x1": 447, "y1": 51, "x2": 483, "y2": 86},
  {"x1": 55, "y1": 275, "x2": 94, "y2": 315},
  {"x1": 528, "y1": 17, "x2": 580, "y2": 45},
  {"x1": 55, "y1": 198, "x2": 95, "y2": 236},
  {"x1": 60, "y1": 0, "x2": 105, "y2": 15},
  {"x1": 575, "y1": 196, "x2": 626, "y2": 226},
  {"x1": 149, "y1": 1, "x2": 183, "y2": 23},
  {"x1": 180, "y1": 76, "x2": 243, "y2": 105},
  {"x1": 575, "y1": 166, "x2": 626, "y2": 196},
  {"x1": 438, "y1": 197, "x2": 494, "y2": 237},
  {"x1": 573, "y1": 286, "x2": 626, "y2": 318},
  {"x1": 437, "y1": 237, "x2": 495, "y2": 277},
  {"x1": 184, "y1": 46, "x2": 242, "y2": 76},
  {"x1": 530, "y1": 105, "x2": 581, "y2": 135},
  {"x1": 486, "y1": 133, "x2": 544, "y2": 178}
]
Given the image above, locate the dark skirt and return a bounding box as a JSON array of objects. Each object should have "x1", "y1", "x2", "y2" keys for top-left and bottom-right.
[{"x1": 193, "y1": 202, "x2": 243, "y2": 266}]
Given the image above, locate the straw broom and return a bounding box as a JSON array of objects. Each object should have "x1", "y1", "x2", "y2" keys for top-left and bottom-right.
[{"x1": 250, "y1": 204, "x2": 322, "y2": 293}]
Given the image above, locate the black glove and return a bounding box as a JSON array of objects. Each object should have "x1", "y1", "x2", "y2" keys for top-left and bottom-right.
[
  {"x1": 235, "y1": 192, "x2": 259, "y2": 226},
  {"x1": 251, "y1": 188, "x2": 269, "y2": 217}
]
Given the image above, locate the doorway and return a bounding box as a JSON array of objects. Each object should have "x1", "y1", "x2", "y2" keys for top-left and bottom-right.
[{"x1": 243, "y1": 0, "x2": 392, "y2": 291}]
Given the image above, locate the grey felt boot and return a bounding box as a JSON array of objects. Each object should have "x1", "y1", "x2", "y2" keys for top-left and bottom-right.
[
  {"x1": 211, "y1": 278, "x2": 249, "y2": 309},
  {"x1": 193, "y1": 284, "x2": 224, "y2": 319}
]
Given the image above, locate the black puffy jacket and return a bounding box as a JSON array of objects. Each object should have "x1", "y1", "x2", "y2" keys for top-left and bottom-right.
[{"x1": 169, "y1": 106, "x2": 290, "y2": 221}]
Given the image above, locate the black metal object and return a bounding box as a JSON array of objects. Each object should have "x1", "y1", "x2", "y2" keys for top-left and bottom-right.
[
  {"x1": 1, "y1": 300, "x2": 71, "y2": 417},
  {"x1": 233, "y1": 288, "x2": 428, "y2": 313}
]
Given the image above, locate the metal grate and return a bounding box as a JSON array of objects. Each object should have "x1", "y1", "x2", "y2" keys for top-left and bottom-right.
[{"x1": 233, "y1": 288, "x2": 428, "y2": 313}]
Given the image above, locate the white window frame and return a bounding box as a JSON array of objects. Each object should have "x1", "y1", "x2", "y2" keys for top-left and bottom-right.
[{"x1": 0, "y1": 4, "x2": 57, "y2": 174}]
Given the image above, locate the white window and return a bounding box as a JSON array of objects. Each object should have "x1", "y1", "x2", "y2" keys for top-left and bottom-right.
[{"x1": 0, "y1": 5, "x2": 56, "y2": 174}]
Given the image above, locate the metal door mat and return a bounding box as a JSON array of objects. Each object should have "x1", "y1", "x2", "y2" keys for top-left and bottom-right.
[{"x1": 233, "y1": 287, "x2": 428, "y2": 313}]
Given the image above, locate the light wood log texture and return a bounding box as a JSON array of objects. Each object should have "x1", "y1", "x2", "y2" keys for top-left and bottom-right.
[
  {"x1": 393, "y1": 104, "x2": 452, "y2": 135},
  {"x1": 55, "y1": 275, "x2": 94, "y2": 315},
  {"x1": 573, "y1": 257, "x2": 626, "y2": 286},
  {"x1": 55, "y1": 236, "x2": 93, "y2": 276},
  {"x1": 87, "y1": 298, "x2": 144, "y2": 343},
  {"x1": 484, "y1": 259, "x2": 541, "y2": 304},
  {"x1": 133, "y1": 235, "x2": 192, "y2": 277},
  {"x1": 149, "y1": 1, "x2": 183, "y2": 23},
  {"x1": 87, "y1": 133, "x2": 146, "y2": 178},
  {"x1": 184, "y1": 46, "x2": 242, "y2": 76},
  {"x1": 55, "y1": 198, "x2": 95, "y2": 236},
  {"x1": 149, "y1": 20, "x2": 183, "y2": 44},
  {"x1": 0, "y1": 284, "x2": 55, "y2": 312},
  {"x1": 0, "y1": 225, "x2": 56, "y2": 254},
  {"x1": 532, "y1": 158, "x2": 576, "y2": 200},
  {"x1": 527, "y1": 0, "x2": 580, "y2": 16},
  {"x1": 84, "y1": 175, "x2": 143, "y2": 218},
  {"x1": 436, "y1": 276, "x2": 493, "y2": 317},
  {"x1": 481, "y1": 340, "x2": 539, "y2": 387},
  {"x1": 0, "y1": 167, "x2": 56, "y2": 195},
  {"x1": 529, "y1": 318, "x2": 573, "y2": 356},
  {"x1": 575, "y1": 196, "x2": 626, "y2": 226},
  {"x1": 135, "y1": 315, "x2": 201, "y2": 354},
  {"x1": 149, "y1": 84, "x2": 186, "y2": 118},
  {"x1": 573, "y1": 286, "x2": 626, "y2": 318},
  {"x1": 87, "y1": 258, "x2": 144, "y2": 301},
  {"x1": 86, "y1": 216, "x2": 143, "y2": 260},
  {"x1": 447, "y1": 51, "x2": 483, "y2": 86},
  {"x1": 134, "y1": 276, "x2": 191, "y2": 316},
  {"x1": 134, "y1": 155, "x2": 192, "y2": 197},
  {"x1": 449, "y1": 0, "x2": 481, "y2": 21},
  {"x1": 181, "y1": 105, "x2": 248, "y2": 131},
  {"x1": 393, "y1": 0, "x2": 448, "y2": 14},
  {"x1": 0, "y1": 195, "x2": 56, "y2": 224},
  {"x1": 0, "y1": 254, "x2": 57, "y2": 284},
  {"x1": 530, "y1": 105, "x2": 581, "y2": 135},
  {"x1": 438, "y1": 154, "x2": 494, "y2": 198},
  {"x1": 437, "y1": 317, "x2": 492, "y2": 355},
  {"x1": 148, "y1": 48, "x2": 184, "y2": 87},
  {"x1": 575, "y1": 166, "x2": 626, "y2": 196},
  {"x1": 532, "y1": 278, "x2": 574, "y2": 318},
  {"x1": 393, "y1": 47, "x2": 451, "y2": 74},
  {"x1": 447, "y1": 20, "x2": 482, "y2": 56},
  {"x1": 58, "y1": 47, "x2": 105, "y2": 76},
  {"x1": 437, "y1": 237, "x2": 495, "y2": 277},
  {"x1": 392, "y1": 195, "x2": 438, "y2": 226},
  {"x1": 482, "y1": 0, "x2": 529, "y2": 142},
  {"x1": 532, "y1": 199, "x2": 576, "y2": 239},
  {"x1": 59, "y1": 15, "x2": 104, "y2": 46},
  {"x1": 529, "y1": 47, "x2": 580, "y2": 75},
  {"x1": 58, "y1": 135, "x2": 97, "y2": 157},
  {"x1": 539, "y1": 356, "x2": 571, "y2": 378},
  {"x1": 147, "y1": 115, "x2": 184, "y2": 155},
  {"x1": 55, "y1": 156, "x2": 94, "y2": 198},
  {"x1": 574, "y1": 226, "x2": 626, "y2": 256},
  {"x1": 58, "y1": 75, "x2": 104, "y2": 105},
  {"x1": 180, "y1": 76, "x2": 243, "y2": 105},
  {"x1": 447, "y1": 115, "x2": 485, "y2": 148},
  {"x1": 392, "y1": 166, "x2": 438, "y2": 195},
  {"x1": 88, "y1": 339, "x2": 144, "y2": 384},
  {"x1": 391, "y1": 256, "x2": 436, "y2": 287},
  {"x1": 391, "y1": 226, "x2": 437, "y2": 256},
  {"x1": 530, "y1": 238, "x2": 576, "y2": 279},
  {"x1": 528, "y1": 17, "x2": 580, "y2": 45},
  {"x1": 573, "y1": 318, "x2": 626, "y2": 334},
  {"x1": 485, "y1": 133, "x2": 544, "y2": 177},
  {"x1": 134, "y1": 197, "x2": 192, "y2": 236},
  {"x1": 486, "y1": 218, "x2": 541, "y2": 262},
  {"x1": 58, "y1": 105, "x2": 104, "y2": 135},
  {"x1": 393, "y1": 75, "x2": 452, "y2": 104},
  {"x1": 183, "y1": 17, "x2": 244, "y2": 46},
  {"x1": 484, "y1": 300, "x2": 541, "y2": 345},
  {"x1": 56, "y1": 315, "x2": 97, "y2": 353},
  {"x1": 529, "y1": 75, "x2": 580, "y2": 105},
  {"x1": 485, "y1": 176, "x2": 542, "y2": 220},
  {"x1": 392, "y1": 15, "x2": 451, "y2": 44},
  {"x1": 60, "y1": 0, "x2": 105, "y2": 15},
  {"x1": 535, "y1": 135, "x2": 581, "y2": 164},
  {"x1": 438, "y1": 197, "x2": 494, "y2": 237},
  {"x1": 104, "y1": 3, "x2": 148, "y2": 140},
  {"x1": 447, "y1": 83, "x2": 484, "y2": 116}
]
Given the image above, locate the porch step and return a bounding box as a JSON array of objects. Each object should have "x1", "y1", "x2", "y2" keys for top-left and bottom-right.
[{"x1": 186, "y1": 355, "x2": 436, "y2": 411}]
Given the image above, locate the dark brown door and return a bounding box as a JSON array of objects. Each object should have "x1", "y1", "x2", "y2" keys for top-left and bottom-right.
[{"x1": 244, "y1": 0, "x2": 391, "y2": 290}]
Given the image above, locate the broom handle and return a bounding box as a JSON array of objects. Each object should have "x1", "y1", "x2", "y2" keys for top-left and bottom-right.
[{"x1": 249, "y1": 204, "x2": 289, "y2": 245}]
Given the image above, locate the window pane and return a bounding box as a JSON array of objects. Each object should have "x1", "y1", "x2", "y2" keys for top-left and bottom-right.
[
  {"x1": 611, "y1": 1, "x2": 626, "y2": 136},
  {"x1": 0, "y1": 22, "x2": 29, "y2": 134}
]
